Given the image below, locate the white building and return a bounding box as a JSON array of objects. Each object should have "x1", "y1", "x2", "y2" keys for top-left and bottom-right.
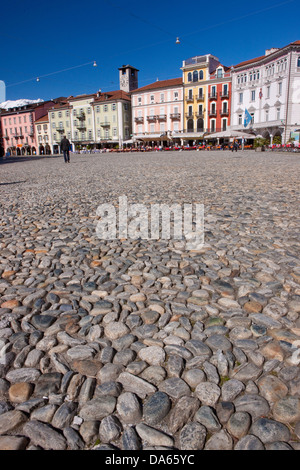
[{"x1": 231, "y1": 40, "x2": 300, "y2": 144}]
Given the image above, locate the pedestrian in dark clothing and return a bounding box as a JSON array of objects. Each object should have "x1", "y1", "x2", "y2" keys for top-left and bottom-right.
[{"x1": 60, "y1": 135, "x2": 71, "y2": 163}]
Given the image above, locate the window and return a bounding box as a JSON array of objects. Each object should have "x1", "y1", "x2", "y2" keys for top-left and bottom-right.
[
  {"x1": 222, "y1": 119, "x2": 227, "y2": 131},
  {"x1": 113, "y1": 128, "x2": 117, "y2": 137},
  {"x1": 198, "y1": 87, "x2": 203, "y2": 98},
  {"x1": 198, "y1": 104, "x2": 203, "y2": 115},
  {"x1": 150, "y1": 95, "x2": 154, "y2": 103},
  {"x1": 199, "y1": 70, "x2": 203, "y2": 80},
  {"x1": 112, "y1": 103, "x2": 116, "y2": 111},
  {"x1": 239, "y1": 92, "x2": 243, "y2": 104},
  {"x1": 188, "y1": 72, "x2": 192, "y2": 82},
  {"x1": 188, "y1": 89, "x2": 193, "y2": 99},
  {"x1": 265, "y1": 110, "x2": 269, "y2": 122},
  {"x1": 104, "y1": 104, "x2": 108, "y2": 112},
  {"x1": 297, "y1": 57, "x2": 300, "y2": 68},
  {"x1": 217, "y1": 68, "x2": 223, "y2": 78},
  {"x1": 58, "y1": 112, "x2": 62, "y2": 118},
  {"x1": 193, "y1": 70, "x2": 198, "y2": 82},
  {"x1": 174, "y1": 91, "x2": 178, "y2": 100},
  {"x1": 73, "y1": 109, "x2": 77, "y2": 116},
  {"x1": 66, "y1": 110, "x2": 69, "y2": 117},
  {"x1": 250, "y1": 113, "x2": 254, "y2": 124},
  {"x1": 210, "y1": 120, "x2": 215, "y2": 132},
  {"x1": 96, "y1": 106, "x2": 100, "y2": 113},
  {"x1": 277, "y1": 107, "x2": 281, "y2": 120},
  {"x1": 211, "y1": 86, "x2": 216, "y2": 97},
  {"x1": 188, "y1": 105, "x2": 193, "y2": 116},
  {"x1": 251, "y1": 90, "x2": 256, "y2": 101},
  {"x1": 160, "y1": 93, "x2": 164, "y2": 102},
  {"x1": 278, "y1": 82, "x2": 282, "y2": 95},
  {"x1": 266, "y1": 86, "x2": 270, "y2": 99},
  {"x1": 211, "y1": 103, "x2": 216, "y2": 114},
  {"x1": 88, "y1": 130, "x2": 92, "y2": 139},
  {"x1": 138, "y1": 97, "x2": 142, "y2": 106},
  {"x1": 238, "y1": 114, "x2": 242, "y2": 125}
]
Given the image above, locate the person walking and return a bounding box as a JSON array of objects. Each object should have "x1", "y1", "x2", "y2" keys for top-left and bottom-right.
[{"x1": 60, "y1": 135, "x2": 71, "y2": 163}]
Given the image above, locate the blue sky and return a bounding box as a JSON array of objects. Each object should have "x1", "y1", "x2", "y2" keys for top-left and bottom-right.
[{"x1": 2, "y1": 0, "x2": 300, "y2": 102}]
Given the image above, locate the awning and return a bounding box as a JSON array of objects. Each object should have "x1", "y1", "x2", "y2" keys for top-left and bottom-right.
[{"x1": 205, "y1": 129, "x2": 255, "y2": 139}]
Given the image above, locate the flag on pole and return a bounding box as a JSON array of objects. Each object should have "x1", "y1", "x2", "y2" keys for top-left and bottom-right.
[{"x1": 244, "y1": 109, "x2": 252, "y2": 128}]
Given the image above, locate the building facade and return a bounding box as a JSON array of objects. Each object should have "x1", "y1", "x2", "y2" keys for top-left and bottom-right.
[
  {"x1": 130, "y1": 78, "x2": 183, "y2": 147},
  {"x1": 207, "y1": 64, "x2": 232, "y2": 134},
  {"x1": 0, "y1": 100, "x2": 59, "y2": 155},
  {"x1": 34, "y1": 114, "x2": 51, "y2": 154},
  {"x1": 180, "y1": 54, "x2": 221, "y2": 144},
  {"x1": 230, "y1": 40, "x2": 300, "y2": 144}
]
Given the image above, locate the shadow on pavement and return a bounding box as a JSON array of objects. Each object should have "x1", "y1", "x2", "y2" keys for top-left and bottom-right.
[{"x1": 0, "y1": 155, "x2": 62, "y2": 165}]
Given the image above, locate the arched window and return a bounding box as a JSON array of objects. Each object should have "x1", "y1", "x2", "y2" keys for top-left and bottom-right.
[
  {"x1": 187, "y1": 119, "x2": 194, "y2": 132},
  {"x1": 197, "y1": 118, "x2": 204, "y2": 132},
  {"x1": 199, "y1": 70, "x2": 204, "y2": 80},
  {"x1": 297, "y1": 57, "x2": 300, "y2": 68},
  {"x1": 188, "y1": 72, "x2": 192, "y2": 82},
  {"x1": 193, "y1": 70, "x2": 198, "y2": 82}
]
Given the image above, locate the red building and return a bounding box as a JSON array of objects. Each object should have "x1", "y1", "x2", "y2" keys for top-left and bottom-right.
[{"x1": 207, "y1": 64, "x2": 232, "y2": 133}]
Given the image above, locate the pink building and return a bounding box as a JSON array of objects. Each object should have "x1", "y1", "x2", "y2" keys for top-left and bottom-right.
[
  {"x1": 130, "y1": 78, "x2": 183, "y2": 147},
  {"x1": 0, "y1": 100, "x2": 62, "y2": 155}
]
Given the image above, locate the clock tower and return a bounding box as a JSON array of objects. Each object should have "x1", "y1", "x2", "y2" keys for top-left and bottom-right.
[{"x1": 119, "y1": 65, "x2": 139, "y2": 92}]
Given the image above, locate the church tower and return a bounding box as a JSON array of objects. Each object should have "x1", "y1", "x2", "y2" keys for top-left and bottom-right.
[{"x1": 119, "y1": 65, "x2": 139, "y2": 92}]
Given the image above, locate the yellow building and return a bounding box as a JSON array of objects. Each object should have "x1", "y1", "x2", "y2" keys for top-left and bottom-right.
[{"x1": 181, "y1": 54, "x2": 220, "y2": 144}]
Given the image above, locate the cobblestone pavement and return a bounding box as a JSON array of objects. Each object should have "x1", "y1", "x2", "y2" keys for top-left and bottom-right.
[{"x1": 0, "y1": 150, "x2": 299, "y2": 450}]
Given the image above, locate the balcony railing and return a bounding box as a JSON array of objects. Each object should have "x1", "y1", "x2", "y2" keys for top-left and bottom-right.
[
  {"x1": 157, "y1": 114, "x2": 167, "y2": 121},
  {"x1": 147, "y1": 115, "x2": 157, "y2": 122},
  {"x1": 196, "y1": 94, "x2": 205, "y2": 101},
  {"x1": 135, "y1": 116, "x2": 144, "y2": 123},
  {"x1": 170, "y1": 113, "x2": 181, "y2": 119},
  {"x1": 208, "y1": 93, "x2": 218, "y2": 99},
  {"x1": 185, "y1": 113, "x2": 194, "y2": 119},
  {"x1": 208, "y1": 111, "x2": 217, "y2": 117},
  {"x1": 219, "y1": 109, "x2": 229, "y2": 116},
  {"x1": 56, "y1": 127, "x2": 64, "y2": 132},
  {"x1": 195, "y1": 112, "x2": 204, "y2": 118},
  {"x1": 186, "y1": 95, "x2": 194, "y2": 102},
  {"x1": 100, "y1": 122, "x2": 110, "y2": 127},
  {"x1": 76, "y1": 123, "x2": 87, "y2": 129},
  {"x1": 220, "y1": 91, "x2": 230, "y2": 98}
]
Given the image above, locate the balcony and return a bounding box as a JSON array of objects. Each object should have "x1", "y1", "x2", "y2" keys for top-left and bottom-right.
[
  {"x1": 157, "y1": 114, "x2": 167, "y2": 121},
  {"x1": 100, "y1": 122, "x2": 110, "y2": 127},
  {"x1": 196, "y1": 94, "x2": 205, "y2": 102},
  {"x1": 56, "y1": 127, "x2": 64, "y2": 132},
  {"x1": 220, "y1": 91, "x2": 230, "y2": 99},
  {"x1": 185, "y1": 113, "x2": 194, "y2": 119},
  {"x1": 195, "y1": 112, "x2": 204, "y2": 118},
  {"x1": 170, "y1": 113, "x2": 181, "y2": 120},
  {"x1": 77, "y1": 112, "x2": 85, "y2": 120},
  {"x1": 76, "y1": 123, "x2": 86, "y2": 130},
  {"x1": 208, "y1": 93, "x2": 218, "y2": 100},
  {"x1": 208, "y1": 110, "x2": 217, "y2": 117},
  {"x1": 219, "y1": 109, "x2": 229, "y2": 116},
  {"x1": 186, "y1": 95, "x2": 194, "y2": 103},
  {"x1": 135, "y1": 116, "x2": 144, "y2": 123},
  {"x1": 147, "y1": 115, "x2": 157, "y2": 122}
]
